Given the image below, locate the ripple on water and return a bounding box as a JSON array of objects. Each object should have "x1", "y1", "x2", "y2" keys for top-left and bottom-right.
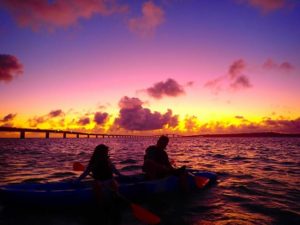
[{"x1": 0, "y1": 137, "x2": 300, "y2": 225}]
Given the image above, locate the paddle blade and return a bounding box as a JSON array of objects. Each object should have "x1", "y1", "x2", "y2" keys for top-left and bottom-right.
[
  {"x1": 131, "y1": 203, "x2": 161, "y2": 225},
  {"x1": 194, "y1": 176, "x2": 210, "y2": 189},
  {"x1": 73, "y1": 162, "x2": 85, "y2": 171}
]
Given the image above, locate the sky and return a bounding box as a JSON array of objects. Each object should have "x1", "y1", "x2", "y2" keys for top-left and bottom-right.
[{"x1": 0, "y1": 0, "x2": 300, "y2": 135}]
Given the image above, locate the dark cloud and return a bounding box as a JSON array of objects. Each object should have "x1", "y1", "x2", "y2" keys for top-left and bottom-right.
[
  {"x1": 204, "y1": 76, "x2": 226, "y2": 95},
  {"x1": 263, "y1": 59, "x2": 295, "y2": 72},
  {"x1": 146, "y1": 78, "x2": 185, "y2": 99},
  {"x1": 1, "y1": 0, "x2": 128, "y2": 30},
  {"x1": 128, "y1": 1, "x2": 164, "y2": 37},
  {"x1": 239, "y1": 0, "x2": 289, "y2": 13},
  {"x1": 230, "y1": 75, "x2": 252, "y2": 90},
  {"x1": 0, "y1": 113, "x2": 17, "y2": 127},
  {"x1": 228, "y1": 59, "x2": 246, "y2": 79},
  {"x1": 205, "y1": 59, "x2": 252, "y2": 94},
  {"x1": 78, "y1": 117, "x2": 90, "y2": 126},
  {"x1": 114, "y1": 96, "x2": 179, "y2": 130},
  {"x1": 0, "y1": 54, "x2": 23, "y2": 83},
  {"x1": 0, "y1": 113, "x2": 17, "y2": 122},
  {"x1": 182, "y1": 116, "x2": 300, "y2": 134},
  {"x1": 94, "y1": 112, "x2": 109, "y2": 125},
  {"x1": 28, "y1": 109, "x2": 65, "y2": 127},
  {"x1": 48, "y1": 109, "x2": 64, "y2": 118},
  {"x1": 28, "y1": 116, "x2": 46, "y2": 127},
  {"x1": 262, "y1": 117, "x2": 300, "y2": 133}
]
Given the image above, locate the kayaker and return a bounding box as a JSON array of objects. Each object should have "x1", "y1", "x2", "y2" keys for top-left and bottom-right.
[
  {"x1": 75, "y1": 144, "x2": 123, "y2": 224},
  {"x1": 75, "y1": 144, "x2": 123, "y2": 183},
  {"x1": 142, "y1": 135, "x2": 186, "y2": 180}
]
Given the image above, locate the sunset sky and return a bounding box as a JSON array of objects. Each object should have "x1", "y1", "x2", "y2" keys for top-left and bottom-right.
[{"x1": 0, "y1": 0, "x2": 300, "y2": 135}]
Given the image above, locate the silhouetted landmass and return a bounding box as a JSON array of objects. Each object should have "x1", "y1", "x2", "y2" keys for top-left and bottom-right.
[{"x1": 184, "y1": 132, "x2": 300, "y2": 138}]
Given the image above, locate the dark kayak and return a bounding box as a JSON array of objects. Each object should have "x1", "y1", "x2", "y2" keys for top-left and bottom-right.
[{"x1": 0, "y1": 170, "x2": 217, "y2": 208}]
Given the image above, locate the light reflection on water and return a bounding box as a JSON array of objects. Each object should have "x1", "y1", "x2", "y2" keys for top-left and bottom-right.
[{"x1": 0, "y1": 137, "x2": 300, "y2": 225}]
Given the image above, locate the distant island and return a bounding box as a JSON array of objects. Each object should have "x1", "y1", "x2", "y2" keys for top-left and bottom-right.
[{"x1": 184, "y1": 132, "x2": 300, "y2": 138}]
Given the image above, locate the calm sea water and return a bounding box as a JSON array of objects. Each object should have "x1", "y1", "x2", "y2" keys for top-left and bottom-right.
[{"x1": 0, "y1": 137, "x2": 299, "y2": 225}]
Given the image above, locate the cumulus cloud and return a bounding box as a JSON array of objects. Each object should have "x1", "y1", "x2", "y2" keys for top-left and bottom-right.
[
  {"x1": 77, "y1": 117, "x2": 90, "y2": 126},
  {"x1": 263, "y1": 58, "x2": 295, "y2": 72},
  {"x1": 238, "y1": 0, "x2": 289, "y2": 13},
  {"x1": 114, "y1": 96, "x2": 178, "y2": 130},
  {"x1": 205, "y1": 59, "x2": 252, "y2": 94},
  {"x1": 94, "y1": 112, "x2": 109, "y2": 125},
  {"x1": 145, "y1": 78, "x2": 186, "y2": 99},
  {"x1": 0, "y1": 0, "x2": 128, "y2": 30},
  {"x1": 128, "y1": 1, "x2": 164, "y2": 37},
  {"x1": 0, "y1": 54, "x2": 23, "y2": 83}
]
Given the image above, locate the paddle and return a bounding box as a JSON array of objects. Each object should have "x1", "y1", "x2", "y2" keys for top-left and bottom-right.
[
  {"x1": 73, "y1": 162, "x2": 161, "y2": 225},
  {"x1": 169, "y1": 160, "x2": 210, "y2": 189},
  {"x1": 189, "y1": 173, "x2": 210, "y2": 189}
]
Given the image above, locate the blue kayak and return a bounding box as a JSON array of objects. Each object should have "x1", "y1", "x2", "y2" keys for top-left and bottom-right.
[{"x1": 0, "y1": 170, "x2": 217, "y2": 208}]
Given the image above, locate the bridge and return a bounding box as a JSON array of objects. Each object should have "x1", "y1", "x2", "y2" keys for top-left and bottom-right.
[{"x1": 0, "y1": 127, "x2": 182, "y2": 139}]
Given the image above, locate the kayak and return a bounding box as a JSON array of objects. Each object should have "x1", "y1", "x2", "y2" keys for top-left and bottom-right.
[{"x1": 0, "y1": 170, "x2": 217, "y2": 208}]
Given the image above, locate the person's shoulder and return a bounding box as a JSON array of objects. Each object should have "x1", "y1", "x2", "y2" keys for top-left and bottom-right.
[
  {"x1": 146, "y1": 145, "x2": 157, "y2": 151},
  {"x1": 146, "y1": 145, "x2": 158, "y2": 154}
]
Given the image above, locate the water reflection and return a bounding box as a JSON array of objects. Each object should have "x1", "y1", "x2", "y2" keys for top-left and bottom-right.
[{"x1": 0, "y1": 137, "x2": 299, "y2": 224}]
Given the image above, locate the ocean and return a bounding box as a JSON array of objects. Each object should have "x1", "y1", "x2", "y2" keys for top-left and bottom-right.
[{"x1": 0, "y1": 137, "x2": 299, "y2": 225}]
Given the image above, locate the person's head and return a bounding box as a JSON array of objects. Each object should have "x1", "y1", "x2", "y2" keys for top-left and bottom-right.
[
  {"x1": 157, "y1": 135, "x2": 169, "y2": 150},
  {"x1": 90, "y1": 144, "x2": 109, "y2": 163}
]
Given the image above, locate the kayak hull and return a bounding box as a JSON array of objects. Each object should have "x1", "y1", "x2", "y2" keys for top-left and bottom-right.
[{"x1": 0, "y1": 171, "x2": 217, "y2": 208}]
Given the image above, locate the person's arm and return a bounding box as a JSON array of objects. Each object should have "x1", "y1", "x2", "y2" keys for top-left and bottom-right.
[
  {"x1": 144, "y1": 158, "x2": 173, "y2": 173},
  {"x1": 110, "y1": 161, "x2": 123, "y2": 176},
  {"x1": 76, "y1": 164, "x2": 92, "y2": 182}
]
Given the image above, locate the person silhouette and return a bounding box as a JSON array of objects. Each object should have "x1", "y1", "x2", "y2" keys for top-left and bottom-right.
[
  {"x1": 75, "y1": 144, "x2": 123, "y2": 225},
  {"x1": 142, "y1": 135, "x2": 186, "y2": 180}
]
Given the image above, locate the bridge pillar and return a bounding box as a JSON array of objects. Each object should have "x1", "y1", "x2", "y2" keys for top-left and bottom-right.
[
  {"x1": 87, "y1": 134, "x2": 90, "y2": 138},
  {"x1": 63, "y1": 133, "x2": 67, "y2": 138},
  {"x1": 20, "y1": 131, "x2": 25, "y2": 139},
  {"x1": 45, "y1": 132, "x2": 50, "y2": 138},
  {"x1": 77, "y1": 134, "x2": 79, "y2": 138}
]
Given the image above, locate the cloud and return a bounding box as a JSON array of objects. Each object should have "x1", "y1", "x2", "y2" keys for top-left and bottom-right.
[
  {"x1": 228, "y1": 59, "x2": 246, "y2": 79},
  {"x1": 0, "y1": 54, "x2": 23, "y2": 83},
  {"x1": 235, "y1": 115, "x2": 245, "y2": 120},
  {"x1": 230, "y1": 75, "x2": 252, "y2": 90},
  {"x1": 0, "y1": 113, "x2": 17, "y2": 123},
  {"x1": 180, "y1": 115, "x2": 300, "y2": 134},
  {"x1": 239, "y1": 0, "x2": 289, "y2": 13},
  {"x1": 128, "y1": 1, "x2": 164, "y2": 37},
  {"x1": 49, "y1": 109, "x2": 64, "y2": 118},
  {"x1": 0, "y1": 0, "x2": 128, "y2": 30},
  {"x1": 0, "y1": 113, "x2": 17, "y2": 127},
  {"x1": 263, "y1": 58, "x2": 295, "y2": 72},
  {"x1": 94, "y1": 112, "x2": 109, "y2": 125},
  {"x1": 262, "y1": 117, "x2": 300, "y2": 133},
  {"x1": 145, "y1": 78, "x2": 186, "y2": 99},
  {"x1": 114, "y1": 96, "x2": 178, "y2": 130},
  {"x1": 77, "y1": 117, "x2": 90, "y2": 126},
  {"x1": 28, "y1": 116, "x2": 46, "y2": 127},
  {"x1": 205, "y1": 59, "x2": 252, "y2": 94},
  {"x1": 28, "y1": 109, "x2": 65, "y2": 127}
]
